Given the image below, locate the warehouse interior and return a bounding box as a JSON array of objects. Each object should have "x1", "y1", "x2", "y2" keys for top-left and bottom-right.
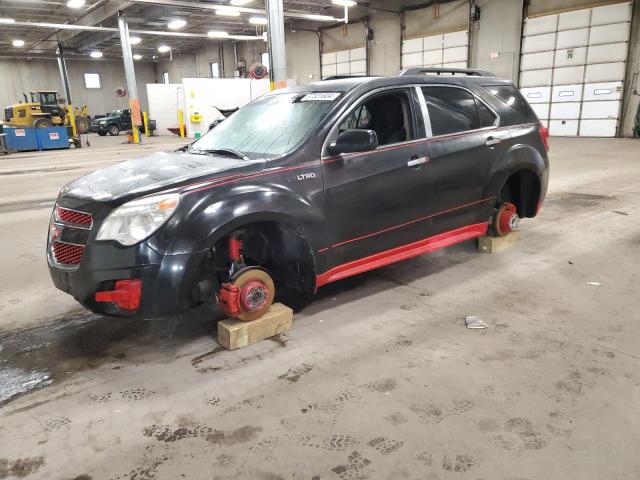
[{"x1": 1, "y1": 0, "x2": 639, "y2": 479}]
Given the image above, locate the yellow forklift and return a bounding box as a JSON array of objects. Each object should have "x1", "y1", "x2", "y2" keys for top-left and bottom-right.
[{"x1": 4, "y1": 91, "x2": 91, "y2": 134}]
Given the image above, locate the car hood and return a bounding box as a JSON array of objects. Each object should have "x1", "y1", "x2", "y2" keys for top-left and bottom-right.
[{"x1": 61, "y1": 150, "x2": 263, "y2": 201}]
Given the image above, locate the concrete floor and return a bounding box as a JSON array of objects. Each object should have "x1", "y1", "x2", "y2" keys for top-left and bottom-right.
[{"x1": 0, "y1": 135, "x2": 639, "y2": 479}]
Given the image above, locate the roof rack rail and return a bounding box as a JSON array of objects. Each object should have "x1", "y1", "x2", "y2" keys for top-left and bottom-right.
[
  {"x1": 322, "y1": 75, "x2": 371, "y2": 80},
  {"x1": 398, "y1": 67, "x2": 495, "y2": 77}
]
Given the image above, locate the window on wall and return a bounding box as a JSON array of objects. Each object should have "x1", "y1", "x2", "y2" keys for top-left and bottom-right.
[
  {"x1": 210, "y1": 62, "x2": 220, "y2": 78},
  {"x1": 84, "y1": 73, "x2": 101, "y2": 89},
  {"x1": 162, "y1": 72, "x2": 169, "y2": 84}
]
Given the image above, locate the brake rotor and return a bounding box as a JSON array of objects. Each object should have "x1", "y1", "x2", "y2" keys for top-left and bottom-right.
[
  {"x1": 230, "y1": 268, "x2": 275, "y2": 321},
  {"x1": 494, "y1": 202, "x2": 519, "y2": 237}
]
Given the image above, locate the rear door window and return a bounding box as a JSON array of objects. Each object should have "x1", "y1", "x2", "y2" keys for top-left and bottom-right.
[{"x1": 421, "y1": 86, "x2": 496, "y2": 136}]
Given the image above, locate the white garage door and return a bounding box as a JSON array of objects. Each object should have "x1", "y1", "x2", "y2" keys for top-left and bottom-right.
[
  {"x1": 401, "y1": 30, "x2": 469, "y2": 70},
  {"x1": 321, "y1": 47, "x2": 367, "y2": 79},
  {"x1": 519, "y1": 1, "x2": 631, "y2": 137}
]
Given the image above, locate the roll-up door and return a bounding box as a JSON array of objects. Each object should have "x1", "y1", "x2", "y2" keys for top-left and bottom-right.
[
  {"x1": 519, "y1": 1, "x2": 632, "y2": 137},
  {"x1": 321, "y1": 47, "x2": 367, "y2": 79},
  {"x1": 401, "y1": 30, "x2": 469, "y2": 70}
]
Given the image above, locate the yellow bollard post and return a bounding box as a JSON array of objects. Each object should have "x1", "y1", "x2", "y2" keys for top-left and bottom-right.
[
  {"x1": 143, "y1": 111, "x2": 150, "y2": 137},
  {"x1": 178, "y1": 109, "x2": 186, "y2": 139},
  {"x1": 67, "y1": 105, "x2": 78, "y2": 138},
  {"x1": 132, "y1": 120, "x2": 140, "y2": 144}
]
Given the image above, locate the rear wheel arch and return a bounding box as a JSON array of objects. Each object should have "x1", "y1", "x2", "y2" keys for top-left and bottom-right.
[{"x1": 496, "y1": 168, "x2": 541, "y2": 218}]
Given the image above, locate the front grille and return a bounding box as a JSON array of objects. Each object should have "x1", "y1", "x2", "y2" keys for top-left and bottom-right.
[
  {"x1": 51, "y1": 241, "x2": 85, "y2": 266},
  {"x1": 49, "y1": 204, "x2": 93, "y2": 268},
  {"x1": 4, "y1": 106, "x2": 12, "y2": 122},
  {"x1": 55, "y1": 206, "x2": 93, "y2": 228}
]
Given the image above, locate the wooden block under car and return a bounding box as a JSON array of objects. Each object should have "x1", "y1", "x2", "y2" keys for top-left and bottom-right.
[
  {"x1": 477, "y1": 231, "x2": 521, "y2": 254},
  {"x1": 217, "y1": 303, "x2": 293, "y2": 350}
]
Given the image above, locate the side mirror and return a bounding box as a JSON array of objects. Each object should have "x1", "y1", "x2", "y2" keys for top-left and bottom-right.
[{"x1": 327, "y1": 129, "x2": 378, "y2": 155}]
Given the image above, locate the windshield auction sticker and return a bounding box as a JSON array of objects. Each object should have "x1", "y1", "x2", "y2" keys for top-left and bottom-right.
[{"x1": 300, "y1": 92, "x2": 341, "y2": 102}]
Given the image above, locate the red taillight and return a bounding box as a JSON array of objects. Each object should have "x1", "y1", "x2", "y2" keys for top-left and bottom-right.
[
  {"x1": 539, "y1": 125, "x2": 549, "y2": 152},
  {"x1": 95, "y1": 279, "x2": 142, "y2": 311}
]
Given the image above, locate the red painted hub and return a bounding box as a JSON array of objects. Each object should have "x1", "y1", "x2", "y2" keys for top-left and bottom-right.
[
  {"x1": 240, "y1": 280, "x2": 269, "y2": 312},
  {"x1": 497, "y1": 202, "x2": 518, "y2": 235}
]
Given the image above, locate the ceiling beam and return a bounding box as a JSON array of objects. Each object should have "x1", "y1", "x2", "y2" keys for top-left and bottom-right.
[
  {"x1": 126, "y1": 0, "x2": 339, "y2": 21},
  {"x1": 5, "y1": 19, "x2": 264, "y2": 40},
  {"x1": 57, "y1": 0, "x2": 134, "y2": 43}
]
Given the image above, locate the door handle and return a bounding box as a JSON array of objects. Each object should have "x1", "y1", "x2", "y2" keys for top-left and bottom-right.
[
  {"x1": 485, "y1": 136, "x2": 502, "y2": 146},
  {"x1": 407, "y1": 156, "x2": 428, "y2": 167}
]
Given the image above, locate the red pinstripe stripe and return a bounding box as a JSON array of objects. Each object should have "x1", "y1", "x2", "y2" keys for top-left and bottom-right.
[
  {"x1": 316, "y1": 222, "x2": 489, "y2": 288},
  {"x1": 321, "y1": 196, "x2": 495, "y2": 251}
]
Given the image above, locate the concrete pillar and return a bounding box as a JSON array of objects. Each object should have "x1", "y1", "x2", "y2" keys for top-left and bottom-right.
[
  {"x1": 265, "y1": 0, "x2": 287, "y2": 89},
  {"x1": 117, "y1": 13, "x2": 141, "y2": 144}
]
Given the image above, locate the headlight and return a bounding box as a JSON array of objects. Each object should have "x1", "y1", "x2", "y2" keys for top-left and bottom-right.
[
  {"x1": 99, "y1": 120, "x2": 106, "y2": 124},
  {"x1": 96, "y1": 193, "x2": 180, "y2": 246}
]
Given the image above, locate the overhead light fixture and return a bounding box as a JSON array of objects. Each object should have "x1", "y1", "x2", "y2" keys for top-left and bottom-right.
[
  {"x1": 133, "y1": 54, "x2": 142, "y2": 60},
  {"x1": 90, "y1": 51, "x2": 103, "y2": 58},
  {"x1": 0, "y1": 18, "x2": 16, "y2": 24},
  {"x1": 207, "y1": 30, "x2": 229, "y2": 38},
  {"x1": 167, "y1": 19, "x2": 187, "y2": 29},
  {"x1": 249, "y1": 16, "x2": 268, "y2": 25},
  {"x1": 230, "y1": 0, "x2": 253, "y2": 5},
  {"x1": 303, "y1": 13, "x2": 336, "y2": 21},
  {"x1": 129, "y1": 36, "x2": 142, "y2": 45},
  {"x1": 66, "y1": 0, "x2": 86, "y2": 8},
  {"x1": 157, "y1": 45, "x2": 171, "y2": 53},
  {"x1": 215, "y1": 6, "x2": 240, "y2": 17},
  {"x1": 332, "y1": 0, "x2": 356, "y2": 5},
  {"x1": 12, "y1": 39, "x2": 25, "y2": 47}
]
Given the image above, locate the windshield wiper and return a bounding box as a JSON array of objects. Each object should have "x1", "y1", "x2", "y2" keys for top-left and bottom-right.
[{"x1": 200, "y1": 148, "x2": 249, "y2": 161}]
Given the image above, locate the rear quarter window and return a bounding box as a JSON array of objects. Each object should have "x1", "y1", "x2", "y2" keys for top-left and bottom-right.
[{"x1": 482, "y1": 85, "x2": 538, "y2": 123}]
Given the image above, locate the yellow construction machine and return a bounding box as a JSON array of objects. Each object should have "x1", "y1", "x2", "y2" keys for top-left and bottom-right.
[{"x1": 3, "y1": 91, "x2": 91, "y2": 134}]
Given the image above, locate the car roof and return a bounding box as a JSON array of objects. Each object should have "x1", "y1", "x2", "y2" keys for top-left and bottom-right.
[{"x1": 279, "y1": 74, "x2": 514, "y2": 96}]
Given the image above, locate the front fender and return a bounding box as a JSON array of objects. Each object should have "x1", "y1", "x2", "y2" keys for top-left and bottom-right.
[{"x1": 162, "y1": 182, "x2": 327, "y2": 256}]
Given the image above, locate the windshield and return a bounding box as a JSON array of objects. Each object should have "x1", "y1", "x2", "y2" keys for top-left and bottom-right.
[
  {"x1": 110, "y1": 109, "x2": 122, "y2": 116},
  {"x1": 190, "y1": 92, "x2": 340, "y2": 160}
]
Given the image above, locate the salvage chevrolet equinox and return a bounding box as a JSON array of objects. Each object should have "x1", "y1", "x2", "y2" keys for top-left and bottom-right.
[{"x1": 48, "y1": 68, "x2": 549, "y2": 321}]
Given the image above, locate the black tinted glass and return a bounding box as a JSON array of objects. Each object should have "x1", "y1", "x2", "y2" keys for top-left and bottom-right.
[
  {"x1": 483, "y1": 85, "x2": 538, "y2": 122},
  {"x1": 422, "y1": 86, "x2": 483, "y2": 136},
  {"x1": 476, "y1": 100, "x2": 496, "y2": 127}
]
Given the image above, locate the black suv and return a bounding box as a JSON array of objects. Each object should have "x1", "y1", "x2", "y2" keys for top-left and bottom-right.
[
  {"x1": 48, "y1": 68, "x2": 549, "y2": 321},
  {"x1": 91, "y1": 109, "x2": 132, "y2": 136}
]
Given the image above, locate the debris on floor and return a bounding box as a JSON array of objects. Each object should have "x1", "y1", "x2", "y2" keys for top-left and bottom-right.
[
  {"x1": 612, "y1": 210, "x2": 628, "y2": 216},
  {"x1": 464, "y1": 316, "x2": 488, "y2": 329},
  {"x1": 586, "y1": 281, "x2": 602, "y2": 286}
]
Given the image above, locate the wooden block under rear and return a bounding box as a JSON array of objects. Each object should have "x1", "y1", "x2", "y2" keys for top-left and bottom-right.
[
  {"x1": 478, "y1": 231, "x2": 521, "y2": 254},
  {"x1": 217, "y1": 303, "x2": 293, "y2": 350}
]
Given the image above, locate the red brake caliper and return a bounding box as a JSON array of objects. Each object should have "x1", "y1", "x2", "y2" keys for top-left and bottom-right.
[{"x1": 497, "y1": 202, "x2": 518, "y2": 235}]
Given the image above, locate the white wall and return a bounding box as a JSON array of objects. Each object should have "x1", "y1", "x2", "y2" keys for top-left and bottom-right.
[
  {"x1": 182, "y1": 77, "x2": 270, "y2": 138},
  {"x1": 146, "y1": 83, "x2": 184, "y2": 136},
  {"x1": 0, "y1": 58, "x2": 156, "y2": 116}
]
